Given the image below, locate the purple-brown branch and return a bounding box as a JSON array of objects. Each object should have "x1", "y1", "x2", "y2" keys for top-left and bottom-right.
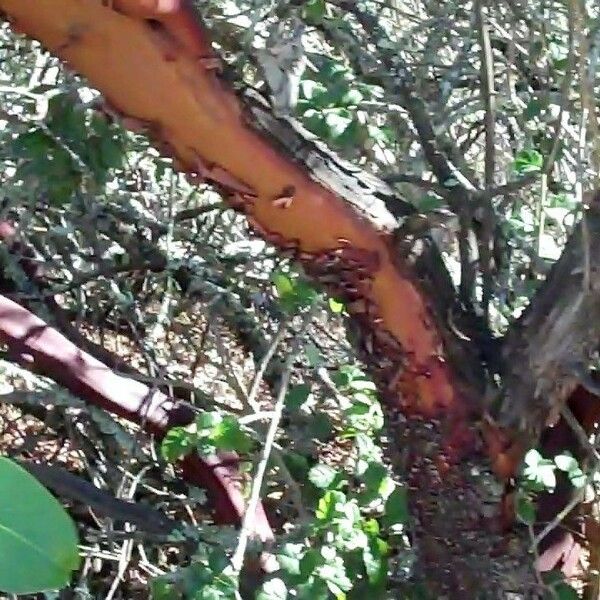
[{"x1": 0, "y1": 293, "x2": 273, "y2": 541}]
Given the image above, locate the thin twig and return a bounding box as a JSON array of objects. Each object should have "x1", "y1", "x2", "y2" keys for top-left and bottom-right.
[
  {"x1": 230, "y1": 308, "x2": 314, "y2": 575},
  {"x1": 246, "y1": 320, "x2": 288, "y2": 412},
  {"x1": 475, "y1": 0, "x2": 496, "y2": 317}
]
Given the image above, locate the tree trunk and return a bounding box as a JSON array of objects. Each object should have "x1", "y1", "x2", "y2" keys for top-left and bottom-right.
[{"x1": 3, "y1": 1, "x2": 599, "y2": 596}]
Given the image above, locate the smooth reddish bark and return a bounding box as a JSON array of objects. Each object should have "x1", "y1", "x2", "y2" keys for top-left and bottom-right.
[{"x1": 0, "y1": 294, "x2": 272, "y2": 540}]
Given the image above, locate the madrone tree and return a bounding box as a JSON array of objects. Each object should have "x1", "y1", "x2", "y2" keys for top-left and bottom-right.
[{"x1": 1, "y1": 0, "x2": 600, "y2": 597}]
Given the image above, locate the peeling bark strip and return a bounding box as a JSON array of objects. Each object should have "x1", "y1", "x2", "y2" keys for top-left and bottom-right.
[
  {"x1": 0, "y1": 294, "x2": 273, "y2": 541},
  {"x1": 0, "y1": 0, "x2": 476, "y2": 442}
]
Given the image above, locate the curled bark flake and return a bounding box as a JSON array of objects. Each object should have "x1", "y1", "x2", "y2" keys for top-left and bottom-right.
[
  {"x1": 271, "y1": 185, "x2": 296, "y2": 209},
  {"x1": 198, "y1": 56, "x2": 222, "y2": 72},
  {"x1": 229, "y1": 192, "x2": 257, "y2": 213},
  {"x1": 271, "y1": 195, "x2": 294, "y2": 209}
]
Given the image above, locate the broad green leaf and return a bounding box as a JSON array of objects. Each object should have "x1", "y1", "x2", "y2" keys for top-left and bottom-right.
[
  {"x1": 286, "y1": 384, "x2": 311, "y2": 411},
  {"x1": 347, "y1": 379, "x2": 377, "y2": 393},
  {"x1": 315, "y1": 490, "x2": 347, "y2": 523},
  {"x1": 271, "y1": 271, "x2": 317, "y2": 313},
  {"x1": 514, "y1": 149, "x2": 543, "y2": 174},
  {"x1": 161, "y1": 426, "x2": 197, "y2": 462},
  {"x1": 0, "y1": 457, "x2": 80, "y2": 594},
  {"x1": 150, "y1": 578, "x2": 182, "y2": 600},
  {"x1": 524, "y1": 449, "x2": 543, "y2": 467},
  {"x1": 304, "y1": 343, "x2": 323, "y2": 367},
  {"x1": 523, "y1": 98, "x2": 546, "y2": 121},
  {"x1": 362, "y1": 535, "x2": 389, "y2": 586},
  {"x1": 296, "y1": 577, "x2": 329, "y2": 600},
  {"x1": 382, "y1": 486, "x2": 409, "y2": 529},
  {"x1": 211, "y1": 417, "x2": 252, "y2": 453},
  {"x1": 208, "y1": 548, "x2": 230, "y2": 573},
  {"x1": 328, "y1": 297, "x2": 345, "y2": 314},
  {"x1": 272, "y1": 272, "x2": 295, "y2": 300},
  {"x1": 359, "y1": 462, "x2": 389, "y2": 501},
  {"x1": 569, "y1": 468, "x2": 586, "y2": 488},
  {"x1": 543, "y1": 571, "x2": 579, "y2": 600},
  {"x1": 316, "y1": 548, "x2": 352, "y2": 596},
  {"x1": 196, "y1": 411, "x2": 223, "y2": 431},
  {"x1": 300, "y1": 548, "x2": 325, "y2": 580},
  {"x1": 307, "y1": 412, "x2": 333, "y2": 441},
  {"x1": 303, "y1": 0, "x2": 327, "y2": 24},
  {"x1": 554, "y1": 453, "x2": 578, "y2": 473},
  {"x1": 282, "y1": 452, "x2": 310, "y2": 480},
  {"x1": 277, "y1": 543, "x2": 305, "y2": 577},
  {"x1": 257, "y1": 577, "x2": 288, "y2": 600},
  {"x1": 325, "y1": 111, "x2": 352, "y2": 138},
  {"x1": 309, "y1": 464, "x2": 339, "y2": 489},
  {"x1": 516, "y1": 494, "x2": 536, "y2": 525}
]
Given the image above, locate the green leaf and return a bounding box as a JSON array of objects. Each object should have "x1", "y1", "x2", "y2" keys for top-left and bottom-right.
[
  {"x1": 271, "y1": 270, "x2": 317, "y2": 313},
  {"x1": 362, "y1": 535, "x2": 389, "y2": 586},
  {"x1": 272, "y1": 272, "x2": 295, "y2": 300},
  {"x1": 569, "y1": 468, "x2": 586, "y2": 488},
  {"x1": 196, "y1": 411, "x2": 223, "y2": 431},
  {"x1": 211, "y1": 417, "x2": 252, "y2": 453},
  {"x1": 99, "y1": 133, "x2": 124, "y2": 170},
  {"x1": 554, "y1": 582, "x2": 579, "y2": 600},
  {"x1": 257, "y1": 577, "x2": 288, "y2": 600},
  {"x1": 307, "y1": 412, "x2": 333, "y2": 441},
  {"x1": 304, "y1": 342, "x2": 323, "y2": 368},
  {"x1": 301, "y1": 80, "x2": 327, "y2": 101},
  {"x1": 161, "y1": 425, "x2": 197, "y2": 462},
  {"x1": 303, "y1": 0, "x2": 327, "y2": 24},
  {"x1": 524, "y1": 449, "x2": 543, "y2": 467},
  {"x1": 12, "y1": 129, "x2": 80, "y2": 206},
  {"x1": 553, "y1": 57, "x2": 569, "y2": 71},
  {"x1": 300, "y1": 548, "x2": 325, "y2": 580},
  {"x1": 276, "y1": 543, "x2": 305, "y2": 577},
  {"x1": 286, "y1": 384, "x2": 311, "y2": 411},
  {"x1": 325, "y1": 111, "x2": 352, "y2": 138},
  {"x1": 523, "y1": 98, "x2": 546, "y2": 121},
  {"x1": 150, "y1": 577, "x2": 182, "y2": 600},
  {"x1": 0, "y1": 457, "x2": 80, "y2": 594},
  {"x1": 341, "y1": 88, "x2": 363, "y2": 106},
  {"x1": 315, "y1": 547, "x2": 352, "y2": 595},
  {"x1": 543, "y1": 571, "x2": 579, "y2": 599},
  {"x1": 315, "y1": 490, "x2": 347, "y2": 523},
  {"x1": 328, "y1": 297, "x2": 345, "y2": 314},
  {"x1": 208, "y1": 548, "x2": 230, "y2": 574},
  {"x1": 296, "y1": 577, "x2": 329, "y2": 600},
  {"x1": 523, "y1": 455, "x2": 556, "y2": 491},
  {"x1": 359, "y1": 462, "x2": 388, "y2": 498},
  {"x1": 282, "y1": 452, "x2": 310, "y2": 480},
  {"x1": 416, "y1": 194, "x2": 446, "y2": 212},
  {"x1": 515, "y1": 494, "x2": 536, "y2": 525},
  {"x1": 514, "y1": 149, "x2": 543, "y2": 174},
  {"x1": 382, "y1": 486, "x2": 409, "y2": 529},
  {"x1": 309, "y1": 464, "x2": 339, "y2": 489},
  {"x1": 347, "y1": 379, "x2": 377, "y2": 393},
  {"x1": 554, "y1": 453, "x2": 578, "y2": 473}
]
